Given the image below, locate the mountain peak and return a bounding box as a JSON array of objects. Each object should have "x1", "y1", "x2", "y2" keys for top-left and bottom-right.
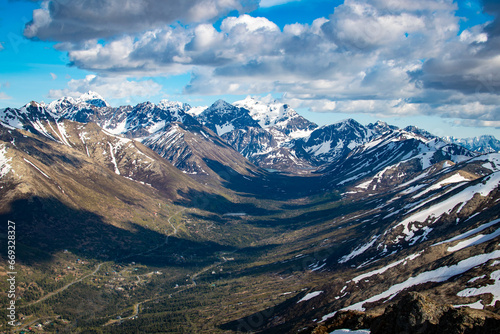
[
  {"x1": 157, "y1": 99, "x2": 187, "y2": 110},
  {"x1": 403, "y1": 125, "x2": 436, "y2": 140},
  {"x1": 78, "y1": 91, "x2": 110, "y2": 108},
  {"x1": 197, "y1": 99, "x2": 260, "y2": 136},
  {"x1": 333, "y1": 118, "x2": 364, "y2": 130},
  {"x1": 367, "y1": 120, "x2": 399, "y2": 134},
  {"x1": 27, "y1": 101, "x2": 46, "y2": 109},
  {"x1": 209, "y1": 99, "x2": 233, "y2": 110}
]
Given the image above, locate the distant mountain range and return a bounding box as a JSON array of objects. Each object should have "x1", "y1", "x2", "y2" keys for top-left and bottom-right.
[
  {"x1": 1, "y1": 92, "x2": 500, "y2": 333},
  {"x1": 444, "y1": 135, "x2": 500, "y2": 153},
  {"x1": 2, "y1": 91, "x2": 496, "y2": 176}
]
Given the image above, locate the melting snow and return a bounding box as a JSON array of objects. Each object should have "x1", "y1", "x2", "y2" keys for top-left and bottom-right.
[
  {"x1": 394, "y1": 172, "x2": 500, "y2": 238},
  {"x1": 447, "y1": 226, "x2": 500, "y2": 252},
  {"x1": 470, "y1": 153, "x2": 500, "y2": 172},
  {"x1": 288, "y1": 128, "x2": 314, "y2": 139},
  {"x1": 342, "y1": 250, "x2": 500, "y2": 312},
  {"x1": 297, "y1": 291, "x2": 323, "y2": 303},
  {"x1": 356, "y1": 179, "x2": 372, "y2": 189},
  {"x1": 434, "y1": 217, "x2": 500, "y2": 249},
  {"x1": 351, "y1": 252, "x2": 422, "y2": 284},
  {"x1": 454, "y1": 300, "x2": 485, "y2": 310},
  {"x1": 468, "y1": 275, "x2": 486, "y2": 283},
  {"x1": 105, "y1": 119, "x2": 128, "y2": 135},
  {"x1": 32, "y1": 120, "x2": 58, "y2": 142},
  {"x1": 24, "y1": 158, "x2": 50, "y2": 179},
  {"x1": 215, "y1": 123, "x2": 235, "y2": 136},
  {"x1": 0, "y1": 144, "x2": 12, "y2": 178},
  {"x1": 108, "y1": 142, "x2": 120, "y2": 175},
  {"x1": 457, "y1": 269, "x2": 500, "y2": 308},
  {"x1": 339, "y1": 235, "x2": 379, "y2": 263},
  {"x1": 413, "y1": 173, "x2": 470, "y2": 199},
  {"x1": 147, "y1": 120, "x2": 166, "y2": 134},
  {"x1": 0, "y1": 109, "x2": 23, "y2": 129},
  {"x1": 56, "y1": 121, "x2": 72, "y2": 147},
  {"x1": 307, "y1": 140, "x2": 333, "y2": 156}
]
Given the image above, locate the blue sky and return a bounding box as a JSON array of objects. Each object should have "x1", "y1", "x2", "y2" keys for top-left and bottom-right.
[{"x1": 1, "y1": 0, "x2": 499, "y2": 138}]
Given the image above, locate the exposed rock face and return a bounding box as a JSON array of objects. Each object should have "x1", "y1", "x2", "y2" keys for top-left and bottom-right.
[
  {"x1": 311, "y1": 310, "x2": 374, "y2": 333},
  {"x1": 371, "y1": 292, "x2": 500, "y2": 334},
  {"x1": 314, "y1": 292, "x2": 500, "y2": 334}
]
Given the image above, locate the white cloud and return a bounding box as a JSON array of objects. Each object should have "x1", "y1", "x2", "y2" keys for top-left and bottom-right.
[
  {"x1": 24, "y1": 0, "x2": 500, "y2": 129},
  {"x1": 221, "y1": 14, "x2": 280, "y2": 32},
  {"x1": 48, "y1": 75, "x2": 162, "y2": 100},
  {"x1": 0, "y1": 92, "x2": 12, "y2": 100},
  {"x1": 24, "y1": 0, "x2": 258, "y2": 42}
]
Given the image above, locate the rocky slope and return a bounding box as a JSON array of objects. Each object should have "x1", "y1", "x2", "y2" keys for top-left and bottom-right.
[{"x1": 1, "y1": 92, "x2": 500, "y2": 333}]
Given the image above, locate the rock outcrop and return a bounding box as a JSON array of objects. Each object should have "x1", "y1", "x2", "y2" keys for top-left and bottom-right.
[{"x1": 314, "y1": 292, "x2": 500, "y2": 334}]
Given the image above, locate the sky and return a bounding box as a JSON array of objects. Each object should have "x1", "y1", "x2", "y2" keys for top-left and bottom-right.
[{"x1": 0, "y1": 0, "x2": 499, "y2": 139}]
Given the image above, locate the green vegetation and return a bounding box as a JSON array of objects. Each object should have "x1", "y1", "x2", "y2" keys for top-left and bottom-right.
[{"x1": 0, "y1": 187, "x2": 358, "y2": 333}]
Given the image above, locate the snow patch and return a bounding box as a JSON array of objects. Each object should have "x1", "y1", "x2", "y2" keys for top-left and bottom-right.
[
  {"x1": 0, "y1": 144, "x2": 12, "y2": 178},
  {"x1": 339, "y1": 235, "x2": 379, "y2": 263},
  {"x1": 351, "y1": 252, "x2": 422, "y2": 283},
  {"x1": 24, "y1": 158, "x2": 50, "y2": 179},
  {"x1": 457, "y1": 270, "x2": 500, "y2": 308},
  {"x1": 56, "y1": 121, "x2": 72, "y2": 147},
  {"x1": 215, "y1": 123, "x2": 235, "y2": 136},
  {"x1": 394, "y1": 172, "x2": 500, "y2": 239},
  {"x1": 108, "y1": 142, "x2": 120, "y2": 175},
  {"x1": 447, "y1": 226, "x2": 500, "y2": 252},
  {"x1": 342, "y1": 250, "x2": 500, "y2": 312},
  {"x1": 297, "y1": 291, "x2": 323, "y2": 303},
  {"x1": 413, "y1": 173, "x2": 470, "y2": 199}
]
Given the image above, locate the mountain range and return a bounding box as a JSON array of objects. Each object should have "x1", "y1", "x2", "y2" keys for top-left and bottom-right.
[{"x1": 1, "y1": 92, "x2": 499, "y2": 333}]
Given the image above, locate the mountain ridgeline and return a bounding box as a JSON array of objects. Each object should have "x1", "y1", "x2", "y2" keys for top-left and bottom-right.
[{"x1": 1, "y1": 92, "x2": 500, "y2": 333}]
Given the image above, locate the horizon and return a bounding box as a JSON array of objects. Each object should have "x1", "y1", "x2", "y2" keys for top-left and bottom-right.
[
  {"x1": 1, "y1": 0, "x2": 500, "y2": 139},
  {"x1": 4, "y1": 89, "x2": 497, "y2": 141}
]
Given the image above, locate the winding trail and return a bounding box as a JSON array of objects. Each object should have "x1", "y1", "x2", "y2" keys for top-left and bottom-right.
[
  {"x1": 104, "y1": 248, "x2": 239, "y2": 327},
  {"x1": 15, "y1": 263, "x2": 103, "y2": 332},
  {"x1": 19, "y1": 207, "x2": 188, "y2": 329},
  {"x1": 104, "y1": 257, "x2": 230, "y2": 326},
  {"x1": 21, "y1": 263, "x2": 103, "y2": 308}
]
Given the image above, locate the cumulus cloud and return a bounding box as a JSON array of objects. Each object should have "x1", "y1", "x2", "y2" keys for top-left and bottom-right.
[
  {"x1": 63, "y1": 14, "x2": 285, "y2": 75},
  {"x1": 24, "y1": 0, "x2": 259, "y2": 42},
  {"x1": 48, "y1": 75, "x2": 162, "y2": 100},
  {"x1": 23, "y1": 0, "x2": 500, "y2": 128},
  {"x1": 408, "y1": 0, "x2": 500, "y2": 99}
]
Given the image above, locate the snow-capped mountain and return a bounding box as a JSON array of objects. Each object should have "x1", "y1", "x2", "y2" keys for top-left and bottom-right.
[
  {"x1": 3, "y1": 92, "x2": 495, "y2": 179},
  {"x1": 293, "y1": 118, "x2": 375, "y2": 165},
  {"x1": 444, "y1": 135, "x2": 500, "y2": 153},
  {"x1": 47, "y1": 91, "x2": 111, "y2": 123},
  {"x1": 366, "y1": 120, "x2": 399, "y2": 134},
  {"x1": 322, "y1": 127, "x2": 478, "y2": 189},
  {"x1": 3, "y1": 92, "x2": 493, "y2": 178},
  {"x1": 196, "y1": 99, "x2": 260, "y2": 136},
  {"x1": 48, "y1": 93, "x2": 198, "y2": 138},
  {"x1": 198, "y1": 97, "x2": 319, "y2": 172},
  {"x1": 2, "y1": 93, "x2": 500, "y2": 334},
  {"x1": 233, "y1": 96, "x2": 317, "y2": 143},
  {"x1": 2, "y1": 93, "x2": 262, "y2": 183}
]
